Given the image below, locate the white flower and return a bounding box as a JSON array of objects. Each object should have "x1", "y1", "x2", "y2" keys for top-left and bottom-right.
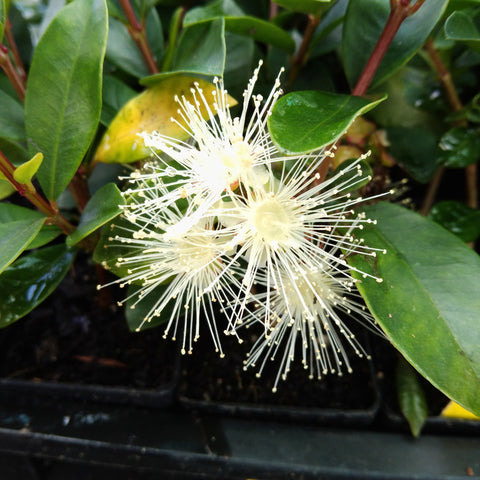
[
  {"x1": 217, "y1": 153, "x2": 386, "y2": 332},
  {"x1": 100, "y1": 176, "x2": 243, "y2": 356},
  {"x1": 101, "y1": 63, "x2": 390, "y2": 387},
  {"x1": 137, "y1": 61, "x2": 285, "y2": 234},
  {"x1": 239, "y1": 261, "x2": 383, "y2": 392}
]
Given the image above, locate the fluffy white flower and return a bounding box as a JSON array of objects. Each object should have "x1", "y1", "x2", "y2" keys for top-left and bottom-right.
[
  {"x1": 101, "y1": 176, "x2": 243, "y2": 356},
  {"x1": 137, "y1": 61, "x2": 285, "y2": 234},
  {"x1": 217, "y1": 154, "x2": 386, "y2": 332},
  {"x1": 101, "y1": 64, "x2": 389, "y2": 387},
  {"x1": 238, "y1": 258, "x2": 383, "y2": 392}
]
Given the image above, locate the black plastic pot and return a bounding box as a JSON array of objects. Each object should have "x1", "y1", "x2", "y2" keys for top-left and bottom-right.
[
  {"x1": 0, "y1": 388, "x2": 479, "y2": 480},
  {"x1": 177, "y1": 328, "x2": 380, "y2": 427}
]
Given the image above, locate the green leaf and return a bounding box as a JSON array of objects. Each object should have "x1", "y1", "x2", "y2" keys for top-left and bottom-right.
[
  {"x1": 184, "y1": 2, "x2": 295, "y2": 54},
  {"x1": 105, "y1": 7, "x2": 163, "y2": 78},
  {"x1": 0, "y1": 179, "x2": 15, "y2": 200},
  {"x1": 0, "y1": 0, "x2": 5, "y2": 42},
  {"x1": 171, "y1": 18, "x2": 225, "y2": 77},
  {"x1": 396, "y1": 356, "x2": 428, "y2": 438},
  {"x1": 27, "y1": 224, "x2": 62, "y2": 249},
  {"x1": 445, "y1": 10, "x2": 480, "y2": 51},
  {"x1": 101, "y1": 75, "x2": 137, "y2": 127},
  {"x1": 125, "y1": 282, "x2": 172, "y2": 332},
  {"x1": 347, "y1": 202, "x2": 480, "y2": 417},
  {"x1": 24, "y1": 0, "x2": 108, "y2": 200},
  {"x1": 273, "y1": 0, "x2": 330, "y2": 15},
  {"x1": 0, "y1": 89, "x2": 25, "y2": 142},
  {"x1": 342, "y1": 0, "x2": 448, "y2": 89},
  {"x1": 437, "y1": 127, "x2": 480, "y2": 168},
  {"x1": 0, "y1": 204, "x2": 45, "y2": 274},
  {"x1": 93, "y1": 212, "x2": 134, "y2": 278},
  {"x1": 429, "y1": 201, "x2": 480, "y2": 243},
  {"x1": 384, "y1": 126, "x2": 437, "y2": 183},
  {"x1": 268, "y1": 91, "x2": 386, "y2": 154},
  {"x1": 13, "y1": 152, "x2": 43, "y2": 185},
  {"x1": 143, "y1": 18, "x2": 226, "y2": 84},
  {"x1": 0, "y1": 244, "x2": 76, "y2": 327},
  {"x1": 66, "y1": 182, "x2": 124, "y2": 247}
]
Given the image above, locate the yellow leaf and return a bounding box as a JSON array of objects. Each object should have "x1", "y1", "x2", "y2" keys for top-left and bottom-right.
[
  {"x1": 93, "y1": 74, "x2": 237, "y2": 165},
  {"x1": 13, "y1": 152, "x2": 44, "y2": 185},
  {"x1": 441, "y1": 401, "x2": 480, "y2": 420}
]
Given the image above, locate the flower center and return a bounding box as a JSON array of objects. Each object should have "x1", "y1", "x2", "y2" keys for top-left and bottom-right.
[
  {"x1": 253, "y1": 197, "x2": 292, "y2": 245},
  {"x1": 279, "y1": 270, "x2": 336, "y2": 316}
]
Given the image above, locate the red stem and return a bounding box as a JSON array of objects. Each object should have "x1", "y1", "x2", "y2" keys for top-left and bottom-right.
[
  {"x1": 119, "y1": 0, "x2": 159, "y2": 74},
  {"x1": 0, "y1": 44, "x2": 26, "y2": 102},
  {"x1": 352, "y1": 0, "x2": 425, "y2": 96},
  {"x1": 4, "y1": 20, "x2": 27, "y2": 82}
]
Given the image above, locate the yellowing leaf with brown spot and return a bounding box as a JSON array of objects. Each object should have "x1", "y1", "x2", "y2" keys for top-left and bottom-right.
[{"x1": 93, "y1": 74, "x2": 237, "y2": 165}]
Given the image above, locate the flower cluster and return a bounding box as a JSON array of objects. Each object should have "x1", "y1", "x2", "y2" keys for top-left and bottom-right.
[{"x1": 101, "y1": 63, "x2": 387, "y2": 391}]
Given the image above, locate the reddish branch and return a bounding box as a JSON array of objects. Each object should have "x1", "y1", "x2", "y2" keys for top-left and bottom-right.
[
  {"x1": 421, "y1": 38, "x2": 478, "y2": 214},
  {"x1": 352, "y1": 0, "x2": 426, "y2": 96},
  {"x1": 119, "y1": 0, "x2": 159, "y2": 74},
  {"x1": 0, "y1": 44, "x2": 25, "y2": 102}
]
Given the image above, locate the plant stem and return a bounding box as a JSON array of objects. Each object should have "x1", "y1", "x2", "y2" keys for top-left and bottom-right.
[
  {"x1": 119, "y1": 0, "x2": 159, "y2": 74},
  {"x1": 287, "y1": 14, "x2": 321, "y2": 88},
  {"x1": 352, "y1": 0, "x2": 425, "y2": 96},
  {"x1": 424, "y1": 38, "x2": 462, "y2": 113},
  {"x1": 4, "y1": 20, "x2": 27, "y2": 83},
  {"x1": 0, "y1": 150, "x2": 75, "y2": 236},
  {"x1": 0, "y1": 44, "x2": 25, "y2": 102},
  {"x1": 422, "y1": 37, "x2": 478, "y2": 213}
]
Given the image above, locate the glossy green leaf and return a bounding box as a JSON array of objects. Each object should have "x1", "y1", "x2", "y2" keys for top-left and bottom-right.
[
  {"x1": 342, "y1": 0, "x2": 448, "y2": 89},
  {"x1": 0, "y1": 244, "x2": 76, "y2": 327},
  {"x1": 348, "y1": 202, "x2": 480, "y2": 416},
  {"x1": 437, "y1": 127, "x2": 480, "y2": 168},
  {"x1": 94, "y1": 75, "x2": 236, "y2": 164},
  {"x1": 13, "y1": 152, "x2": 43, "y2": 185},
  {"x1": 106, "y1": 8, "x2": 163, "y2": 78},
  {"x1": 27, "y1": 224, "x2": 63, "y2": 249},
  {"x1": 125, "y1": 283, "x2": 172, "y2": 332},
  {"x1": 143, "y1": 17, "x2": 226, "y2": 85},
  {"x1": 184, "y1": 0, "x2": 244, "y2": 18},
  {"x1": 445, "y1": 10, "x2": 480, "y2": 51},
  {"x1": 0, "y1": 204, "x2": 45, "y2": 274},
  {"x1": 67, "y1": 183, "x2": 124, "y2": 247},
  {"x1": 429, "y1": 201, "x2": 480, "y2": 243},
  {"x1": 171, "y1": 18, "x2": 225, "y2": 77},
  {"x1": 93, "y1": 212, "x2": 135, "y2": 278},
  {"x1": 268, "y1": 91, "x2": 386, "y2": 154},
  {"x1": 0, "y1": 89, "x2": 25, "y2": 142},
  {"x1": 101, "y1": 75, "x2": 137, "y2": 127},
  {"x1": 24, "y1": 0, "x2": 108, "y2": 200},
  {"x1": 396, "y1": 356, "x2": 428, "y2": 438},
  {"x1": 184, "y1": 3, "x2": 295, "y2": 54},
  {"x1": 273, "y1": 0, "x2": 330, "y2": 15},
  {"x1": 385, "y1": 126, "x2": 437, "y2": 183}
]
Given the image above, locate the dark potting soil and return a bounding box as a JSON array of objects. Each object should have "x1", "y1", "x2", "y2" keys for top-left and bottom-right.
[
  {"x1": 0, "y1": 255, "x2": 178, "y2": 390},
  {"x1": 179, "y1": 324, "x2": 377, "y2": 410}
]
